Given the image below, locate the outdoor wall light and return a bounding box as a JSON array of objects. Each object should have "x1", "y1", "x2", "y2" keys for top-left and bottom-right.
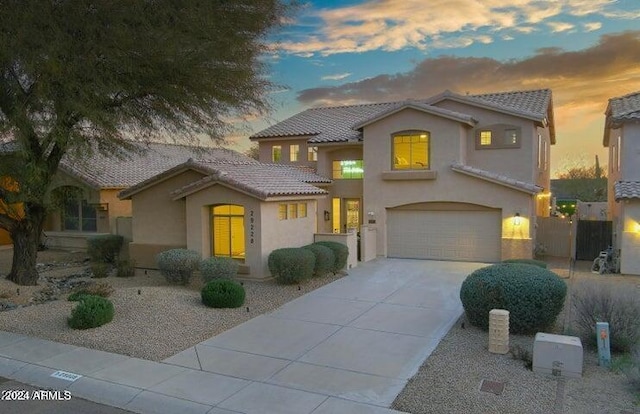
[
  {"x1": 324, "y1": 210, "x2": 330, "y2": 221},
  {"x1": 513, "y1": 212, "x2": 521, "y2": 226}
]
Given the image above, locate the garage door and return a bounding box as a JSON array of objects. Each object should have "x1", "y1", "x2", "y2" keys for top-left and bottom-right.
[{"x1": 387, "y1": 209, "x2": 501, "y2": 262}]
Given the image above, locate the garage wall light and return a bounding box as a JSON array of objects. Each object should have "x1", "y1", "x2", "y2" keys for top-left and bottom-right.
[{"x1": 513, "y1": 212, "x2": 521, "y2": 226}]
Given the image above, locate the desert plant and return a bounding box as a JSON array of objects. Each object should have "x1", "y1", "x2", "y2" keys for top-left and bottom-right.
[
  {"x1": 313, "y1": 241, "x2": 348, "y2": 272},
  {"x1": 302, "y1": 244, "x2": 335, "y2": 277},
  {"x1": 116, "y1": 258, "x2": 136, "y2": 277},
  {"x1": 156, "y1": 249, "x2": 201, "y2": 285},
  {"x1": 200, "y1": 257, "x2": 239, "y2": 282},
  {"x1": 460, "y1": 263, "x2": 567, "y2": 334},
  {"x1": 90, "y1": 262, "x2": 111, "y2": 278},
  {"x1": 68, "y1": 282, "x2": 114, "y2": 301},
  {"x1": 68, "y1": 295, "x2": 114, "y2": 329},
  {"x1": 621, "y1": 347, "x2": 640, "y2": 393},
  {"x1": 502, "y1": 258, "x2": 547, "y2": 268},
  {"x1": 570, "y1": 280, "x2": 640, "y2": 352},
  {"x1": 87, "y1": 234, "x2": 124, "y2": 263},
  {"x1": 201, "y1": 279, "x2": 246, "y2": 308},
  {"x1": 268, "y1": 248, "x2": 315, "y2": 284}
]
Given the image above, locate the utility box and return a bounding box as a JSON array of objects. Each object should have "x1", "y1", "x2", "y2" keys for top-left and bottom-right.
[{"x1": 532, "y1": 333, "x2": 583, "y2": 378}]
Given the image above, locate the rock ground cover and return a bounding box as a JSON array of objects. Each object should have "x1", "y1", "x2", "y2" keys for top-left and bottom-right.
[
  {"x1": 392, "y1": 258, "x2": 640, "y2": 414},
  {"x1": 0, "y1": 248, "x2": 342, "y2": 361}
]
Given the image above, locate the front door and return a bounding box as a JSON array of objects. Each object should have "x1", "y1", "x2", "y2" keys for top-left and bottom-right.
[{"x1": 345, "y1": 199, "x2": 360, "y2": 232}]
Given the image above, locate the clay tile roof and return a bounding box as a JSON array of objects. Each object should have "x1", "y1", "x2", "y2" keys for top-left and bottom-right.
[
  {"x1": 251, "y1": 89, "x2": 553, "y2": 144},
  {"x1": 608, "y1": 91, "x2": 640, "y2": 123},
  {"x1": 170, "y1": 160, "x2": 329, "y2": 200},
  {"x1": 451, "y1": 163, "x2": 543, "y2": 194},
  {"x1": 58, "y1": 142, "x2": 255, "y2": 189},
  {"x1": 614, "y1": 181, "x2": 640, "y2": 200}
]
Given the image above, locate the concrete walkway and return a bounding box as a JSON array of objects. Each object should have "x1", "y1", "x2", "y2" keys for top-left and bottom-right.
[{"x1": 0, "y1": 259, "x2": 485, "y2": 414}]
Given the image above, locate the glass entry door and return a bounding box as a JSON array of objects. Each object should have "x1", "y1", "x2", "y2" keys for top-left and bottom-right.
[{"x1": 345, "y1": 199, "x2": 360, "y2": 231}]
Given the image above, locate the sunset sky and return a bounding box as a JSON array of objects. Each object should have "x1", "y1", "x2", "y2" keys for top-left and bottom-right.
[{"x1": 232, "y1": 0, "x2": 640, "y2": 177}]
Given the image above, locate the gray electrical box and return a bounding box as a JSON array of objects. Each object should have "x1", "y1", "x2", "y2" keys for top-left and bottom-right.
[{"x1": 532, "y1": 333, "x2": 583, "y2": 378}]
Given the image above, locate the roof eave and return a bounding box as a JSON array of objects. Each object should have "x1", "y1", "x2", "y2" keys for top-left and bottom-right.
[
  {"x1": 451, "y1": 165, "x2": 542, "y2": 195},
  {"x1": 353, "y1": 103, "x2": 476, "y2": 130},
  {"x1": 118, "y1": 161, "x2": 211, "y2": 200}
]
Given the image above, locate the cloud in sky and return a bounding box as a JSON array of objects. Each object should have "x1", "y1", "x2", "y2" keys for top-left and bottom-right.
[
  {"x1": 281, "y1": 0, "x2": 635, "y2": 56},
  {"x1": 583, "y1": 21, "x2": 603, "y2": 31},
  {"x1": 296, "y1": 31, "x2": 640, "y2": 175},
  {"x1": 321, "y1": 72, "x2": 352, "y2": 81},
  {"x1": 547, "y1": 21, "x2": 575, "y2": 33}
]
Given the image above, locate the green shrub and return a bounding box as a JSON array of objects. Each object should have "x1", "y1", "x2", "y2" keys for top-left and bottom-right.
[
  {"x1": 460, "y1": 263, "x2": 567, "y2": 334},
  {"x1": 68, "y1": 282, "x2": 114, "y2": 301},
  {"x1": 90, "y1": 262, "x2": 111, "y2": 278},
  {"x1": 116, "y1": 259, "x2": 136, "y2": 277},
  {"x1": 201, "y1": 279, "x2": 246, "y2": 308},
  {"x1": 302, "y1": 244, "x2": 335, "y2": 277},
  {"x1": 502, "y1": 258, "x2": 548, "y2": 268},
  {"x1": 313, "y1": 241, "x2": 348, "y2": 272},
  {"x1": 571, "y1": 280, "x2": 640, "y2": 352},
  {"x1": 87, "y1": 235, "x2": 124, "y2": 263},
  {"x1": 68, "y1": 295, "x2": 114, "y2": 329},
  {"x1": 200, "y1": 257, "x2": 239, "y2": 282},
  {"x1": 156, "y1": 249, "x2": 201, "y2": 285},
  {"x1": 268, "y1": 248, "x2": 315, "y2": 284}
]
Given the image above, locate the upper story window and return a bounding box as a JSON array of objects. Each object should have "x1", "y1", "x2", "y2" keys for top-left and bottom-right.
[
  {"x1": 479, "y1": 131, "x2": 492, "y2": 146},
  {"x1": 307, "y1": 146, "x2": 318, "y2": 161},
  {"x1": 333, "y1": 160, "x2": 363, "y2": 179},
  {"x1": 616, "y1": 136, "x2": 621, "y2": 172},
  {"x1": 290, "y1": 144, "x2": 299, "y2": 162},
  {"x1": 537, "y1": 134, "x2": 543, "y2": 169},
  {"x1": 393, "y1": 132, "x2": 429, "y2": 169},
  {"x1": 272, "y1": 145, "x2": 281, "y2": 162},
  {"x1": 476, "y1": 125, "x2": 521, "y2": 149}
]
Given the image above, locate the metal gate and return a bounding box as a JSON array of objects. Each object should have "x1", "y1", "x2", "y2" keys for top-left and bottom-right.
[{"x1": 575, "y1": 220, "x2": 612, "y2": 260}]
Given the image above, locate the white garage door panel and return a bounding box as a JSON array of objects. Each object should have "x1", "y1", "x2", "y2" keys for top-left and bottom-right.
[{"x1": 387, "y1": 210, "x2": 501, "y2": 262}]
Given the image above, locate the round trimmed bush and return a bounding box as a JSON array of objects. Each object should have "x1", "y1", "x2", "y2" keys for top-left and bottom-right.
[
  {"x1": 313, "y1": 241, "x2": 348, "y2": 273},
  {"x1": 460, "y1": 263, "x2": 567, "y2": 334},
  {"x1": 268, "y1": 248, "x2": 315, "y2": 284},
  {"x1": 201, "y1": 279, "x2": 245, "y2": 308},
  {"x1": 156, "y1": 249, "x2": 201, "y2": 285},
  {"x1": 502, "y1": 258, "x2": 547, "y2": 268},
  {"x1": 68, "y1": 295, "x2": 114, "y2": 329},
  {"x1": 302, "y1": 244, "x2": 335, "y2": 277},
  {"x1": 200, "y1": 257, "x2": 239, "y2": 282}
]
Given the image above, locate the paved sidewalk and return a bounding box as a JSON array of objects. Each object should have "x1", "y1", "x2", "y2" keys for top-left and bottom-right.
[{"x1": 0, "y1": 258, "x2": 483, "y2": 414}]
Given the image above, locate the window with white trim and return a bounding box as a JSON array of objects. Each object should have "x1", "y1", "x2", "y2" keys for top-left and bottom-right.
[
  {"x1": 272, "y1": 146, "x2": 281, "y2": 162},
  {"x1": 307, "y1": 146, "x2": 318, "y2": 161},
  {"x1": 290, "y1": 144, "x2": 299, "y2": 162}
]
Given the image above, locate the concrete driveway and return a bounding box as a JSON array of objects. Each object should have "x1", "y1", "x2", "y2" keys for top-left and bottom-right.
[
  {"x1": 0, "y1": 258, "x2": 487, "y2": 414},
  {"x1": 164, "y1": 258, "x2": 487, "y2": 413}
]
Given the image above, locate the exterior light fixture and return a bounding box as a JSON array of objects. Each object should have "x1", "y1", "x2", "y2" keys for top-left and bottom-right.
[
  {"x1": 324, "y1": 210, "x2": 330, "y2": 221},
  {"x1": 514, "y1": 212, "x2": 521, "y2": 226}
]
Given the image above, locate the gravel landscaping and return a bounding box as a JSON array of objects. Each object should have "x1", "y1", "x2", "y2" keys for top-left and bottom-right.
[
  {"x1": 0, "y1": 248, "x2": 342, "y2": 361},
  {"x1": 392, "y1": 260, "x2": 640, "y2": 414}
]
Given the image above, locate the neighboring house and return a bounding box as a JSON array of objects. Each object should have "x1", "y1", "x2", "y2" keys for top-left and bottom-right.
[
  {"x1": 118, "y1": 159, "x2": 329, "y2": 277},
  {"x1": 0, "y1": 141, "x2": 250, "y2": 248},
  {"x1": 251, "y1": 89, "x2": 555, "y2": 262},
  {"x1": 604, "y1": 90, "x2": 640, "y2": 275}
]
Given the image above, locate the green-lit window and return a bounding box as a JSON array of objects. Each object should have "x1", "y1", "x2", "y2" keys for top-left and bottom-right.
[
  {"x1": 290, "y1": 144, "x2": 299, "y2": 162},
  {"x1": 393, "y1": 133, "x2": 429, "y2": 169},
  {"x1": 332, "y1": 160, "x2": 364, "y2": 179},
  {"x1": 211, "y1": 205, "x2": 245, "y2": 260},
  {"x1": 298, "y1": 203, "x2": 307, "y2": 218},
  {"x1": 278, "y1": 204, "x2": 287, "y2": 220},
  {"x1": 272, "y1": 145, "x2": 281, "y2": 162}
]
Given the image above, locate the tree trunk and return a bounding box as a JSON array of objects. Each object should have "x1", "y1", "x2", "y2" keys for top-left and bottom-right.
[{"x1": 6, "y1": 207, "x2": 46, "y2": 286}]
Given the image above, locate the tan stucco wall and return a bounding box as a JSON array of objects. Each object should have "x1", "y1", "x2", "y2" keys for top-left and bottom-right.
[
  {"x1": 620, "y1": 201, "x2": 640, "y2": 275},
  {"x1": 434, "y1": 100, "x2": 540, "y2": 184},
  {"x1": 130, "y1": 170, "x2": 206, "y2": 246},
  {"x1": 100, "y1": 189, "x2": 132, "y2": 233},
  {"x1": 261, "y1": 199, "x2": 318, "y2": 277},
  {"x1": 361, "y1": 107, "x2": 535, "y2": 259},
  {"x1": 257, "y1": 137, "x2": 318, "y2": 170},
  {"x1": 621, "y1": 124, "x2": 640, "y2": 179}
]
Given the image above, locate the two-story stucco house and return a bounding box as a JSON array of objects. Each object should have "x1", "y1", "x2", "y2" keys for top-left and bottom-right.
[
  {"x1": 251, "y1": 89, "x2": 555, "y2": 262},
  {"x1": 604, "y1": 90, "x2": 640, "y2": 275}
]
